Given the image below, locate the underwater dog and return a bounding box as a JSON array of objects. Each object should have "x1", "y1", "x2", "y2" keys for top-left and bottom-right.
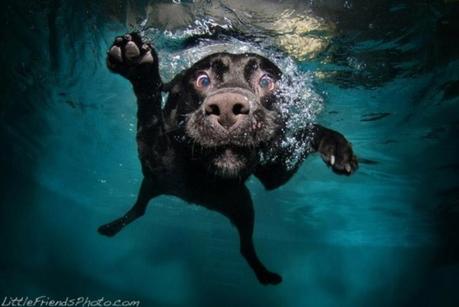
[{"x1": 98, "y1": 32, "x2": 358, "y2": 285}]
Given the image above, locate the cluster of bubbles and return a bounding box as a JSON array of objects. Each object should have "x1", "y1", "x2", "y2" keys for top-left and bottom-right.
[
  {"x1": 274, "y1": 73, "x2": 323, "y2": 169},
  {"x1": 142, "y1": 18, "x2": 323, "y2": 169}
]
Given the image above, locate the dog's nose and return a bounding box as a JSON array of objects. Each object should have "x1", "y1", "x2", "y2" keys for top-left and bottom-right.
[{"x1": 204, "y1": 94, "x2": 250, "y2": 130}]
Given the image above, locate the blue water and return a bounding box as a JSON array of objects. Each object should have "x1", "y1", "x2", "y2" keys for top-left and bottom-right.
[{"x1": 1, "y1": 1, "x2": 458, "y2": 306}]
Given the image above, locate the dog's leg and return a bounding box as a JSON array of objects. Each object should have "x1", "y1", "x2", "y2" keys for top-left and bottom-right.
[
  {"x1": 256, "y1": 124, "x2": 358, "y2": 190},
  {"x1": 106, "y1": 33, "x2": 166, "y2": 154},
  {"x1": 98, "y1": 177, "x2": 157, "y2": 237},
  {"x1": 220, "y1": 186, "x2": 282, "y2": 285},
  {"x1": 103, "y1": 33, "x2": 166, "y2": 235}
]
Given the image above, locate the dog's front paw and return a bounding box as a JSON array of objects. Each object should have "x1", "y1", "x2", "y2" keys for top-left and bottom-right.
[
  {"x1": 107, "y1": 32, "x2": 157, "y2": 81},
  {"x1": 318, "y1": 131, "x2": 358, "y2": 175},
  {"x1": 257, "y1": 270, "x2": 283, "y2": 285}
]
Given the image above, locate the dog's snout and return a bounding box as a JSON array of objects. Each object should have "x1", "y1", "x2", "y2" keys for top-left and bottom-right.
[{"x1": 204, "y1": 92, "x2": 251, "y2": 130}]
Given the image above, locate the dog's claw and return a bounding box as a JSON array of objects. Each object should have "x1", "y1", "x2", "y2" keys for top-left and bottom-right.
[
  {"x1": 345, "y1": 163, "x2": 352, "y2": 173},
  {"x1": 319, "y1": 131, "x2": 358, "y2": 175}
]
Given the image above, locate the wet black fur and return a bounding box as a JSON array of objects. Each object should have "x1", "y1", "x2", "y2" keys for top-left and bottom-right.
[{"x1": 98, "y1": 32, "x2": 358, "y2": 285}]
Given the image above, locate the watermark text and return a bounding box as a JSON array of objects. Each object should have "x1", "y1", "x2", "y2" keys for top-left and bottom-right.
[{"x1": 1, "y1": 296, "x2": 140, "y2": 307}]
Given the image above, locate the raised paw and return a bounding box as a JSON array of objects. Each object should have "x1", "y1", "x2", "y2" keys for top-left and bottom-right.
[
  {"x1": 256, "y1": 270, "x2": 283, "y2": 285},
  {"x1": 107, "y1": 32, "x2": 158, "y2": 82},
  {"x1": 318, "y1": 131, "x2": 358, "y2": 175}
]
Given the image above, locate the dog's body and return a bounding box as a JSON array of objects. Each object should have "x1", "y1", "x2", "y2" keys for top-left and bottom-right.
[{"x1": 98, "y1": 33, "x2": 357, "y2": 285}]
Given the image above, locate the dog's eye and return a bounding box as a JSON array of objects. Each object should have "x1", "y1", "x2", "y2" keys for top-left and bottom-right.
[
  {"x1": 196, "y1": 74, "x2": 211, "y2": 88},
  {"x1": 259, "y1": 74, "x2": 275, "y2": 91}
]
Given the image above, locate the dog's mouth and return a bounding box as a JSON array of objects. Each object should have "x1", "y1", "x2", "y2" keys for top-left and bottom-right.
[
  {"x1": 183, "y1": 111, "x2": 278, "y2": 178},
  {"x1": 184, "y1": 107, "x2": 278, "y2": 148},
  {"x1": 205, "y1": 145, "x2": 255, "y2": 179}
]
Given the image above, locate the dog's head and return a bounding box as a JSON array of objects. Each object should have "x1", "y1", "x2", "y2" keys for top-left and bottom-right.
[{"x1": 166, "y1": 52, "x2": 283, "y2": 178}]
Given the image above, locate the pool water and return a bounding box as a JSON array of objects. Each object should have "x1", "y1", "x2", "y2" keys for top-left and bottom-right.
[{"x1": 1, "y1": 1, "x2": 458, "y2": 306}]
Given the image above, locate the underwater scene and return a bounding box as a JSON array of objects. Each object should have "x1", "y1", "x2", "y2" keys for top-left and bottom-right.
[{"x1": 1, "y1": 0, "x2": 459, "y2": 306}]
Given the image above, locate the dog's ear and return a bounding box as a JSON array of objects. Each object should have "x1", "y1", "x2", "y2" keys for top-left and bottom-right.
[
  {"x1": 162, "y1": 69, "x2": 194, "y2": 128},
  {"x1": 162, "y1": 70, "x2": 187, "y2": 94}
]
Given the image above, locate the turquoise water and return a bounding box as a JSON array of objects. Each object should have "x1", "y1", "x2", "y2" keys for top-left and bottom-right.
[{"x1": 1, "y1": 1, "x2": 458, "y2": 306}]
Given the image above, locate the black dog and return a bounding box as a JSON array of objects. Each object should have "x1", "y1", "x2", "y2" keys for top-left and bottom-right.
[{"x1": 98, "y1": 33, "x2": 358, "y2": 285}]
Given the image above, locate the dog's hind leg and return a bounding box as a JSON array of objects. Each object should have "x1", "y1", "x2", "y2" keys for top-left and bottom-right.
[
  {"x1": 98, "y1": 177, "x2": 158, "y2": 237},
  {"x1": 219, "y1": 186, "x2": 282, "y2": 285}
]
